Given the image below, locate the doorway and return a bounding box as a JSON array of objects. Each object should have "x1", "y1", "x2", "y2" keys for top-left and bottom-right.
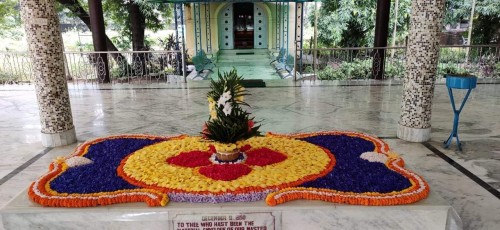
[{"x1": 233, "y1": 3, "x2": 254, "y2": 49}]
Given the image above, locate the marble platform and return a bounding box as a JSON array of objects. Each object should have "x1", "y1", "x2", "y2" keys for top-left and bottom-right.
[
  {"x1": 2, "y1": 84, "x2": 500, "y2": 229},
  {"x1": 0, "y1": 188, "x2": 460, "y2": 230}
]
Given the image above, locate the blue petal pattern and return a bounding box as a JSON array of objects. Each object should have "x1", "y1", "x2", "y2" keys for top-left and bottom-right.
[
  {"x1": 50, "y1": 138, "x2": 162, "y2": 194},
  {"x1": 300, "y1": 134, "x2": 412, "y2": 193}
]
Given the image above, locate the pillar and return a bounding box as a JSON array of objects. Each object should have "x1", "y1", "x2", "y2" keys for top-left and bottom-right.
[
  {"x1": 20, "y1": 0, "x2": 76, "y2": 147},
  {"x1": 372, "y1": 0, "x2": 391, "y2": 80},
  {"x1": 397, "y1": 0, "x2": 445, "y2": 142}
]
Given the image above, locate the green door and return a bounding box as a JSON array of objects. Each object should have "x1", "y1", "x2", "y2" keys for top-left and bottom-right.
[{"x1": 218, "y1": 4, "x2": 234, "y2": 50}]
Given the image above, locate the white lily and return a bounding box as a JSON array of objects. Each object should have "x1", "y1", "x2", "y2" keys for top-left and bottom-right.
[
  {"x1": 222, "y1": 102, "x2": 233, "y2": 116},
  {"x1": 217, "y1": 91, "x2": 232, "y2": 106}
]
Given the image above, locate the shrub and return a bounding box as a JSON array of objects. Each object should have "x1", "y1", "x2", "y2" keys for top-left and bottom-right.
[
  {"x1": 437, "y1": 64, "x2": 468, "y2": 77},
  {"x1": 384, "y1": 61, "x2": 405, "y2": 79},
  {"x1": 439, "y1": 48, "x2": 467, "y2": 63},
  {"x1": 317, "y1": 59, "x2": 372, "y2": 80}
]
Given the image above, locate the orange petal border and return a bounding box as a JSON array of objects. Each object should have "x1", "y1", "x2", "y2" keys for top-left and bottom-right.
[
  {"x1": 265, "y1": 131, "x2": 430, "y2": 206},
  {"x1": 28, "y1": 134, "x2": 186, "y2": 207}
]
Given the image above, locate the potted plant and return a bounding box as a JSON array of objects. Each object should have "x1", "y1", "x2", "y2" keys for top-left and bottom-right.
[
  {"x1": 201, "y1": 69, "x2": 260, "y2": 162},
  {"x1": 444, "y1": 68, "x2": 477, "y2": 89}
]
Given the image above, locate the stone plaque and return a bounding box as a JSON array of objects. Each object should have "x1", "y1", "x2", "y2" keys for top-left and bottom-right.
[{"x1": 172, "y1": 212, "x2": 278, "y2": 230}]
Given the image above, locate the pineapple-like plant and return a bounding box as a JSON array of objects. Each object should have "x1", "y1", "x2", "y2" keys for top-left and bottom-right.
[{"x1": 202, "y1": 69, "x2": 260, "y2": 143}]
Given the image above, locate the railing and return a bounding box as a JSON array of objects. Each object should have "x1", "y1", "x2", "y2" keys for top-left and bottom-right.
[
  {"x1": 0, "y1": 52, "x2": 34, "y2": 84},
  {"x1": 437, "y1": 45, "x2": 499, "y2": 79},
  {"x1": 1, "y1": 46, "x2": 498, "y2": 85},
  {"x1": 298, "y1": 45, "x2": 500, "y2": 80},
  {"x1": 1, "y1": 50, "x2": 184, "y2": 85}
]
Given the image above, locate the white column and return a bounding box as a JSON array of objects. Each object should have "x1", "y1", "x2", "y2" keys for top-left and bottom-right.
[
  {"x1": 397, "y1": 0, "x2": 445, "y2": 142},
  {"x1": 20, "y1": 0, "x2": 76, "y2": 147}
]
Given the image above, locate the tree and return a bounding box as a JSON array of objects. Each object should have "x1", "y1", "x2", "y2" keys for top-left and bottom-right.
[
  {"x1": 57, "y1": 0, "x2": 120, "y2": 52},
  {"x1": 57, "y1": 0, "x2": 172, "y2": 51},
  {"x1": 0, "y1": 0, "x2": 21, "y2": 35},
  {"x1": 388, "y1": 0, "x2": 411, "y2": 45},
  {"x1": 103, "y1": 0, "x2": 172, "y2": 51},
  {"x1": 310, "y1": 0, "x2": 411, "y2": 47},
  {"x1": 310, "y1": 0, "x2": 376, "y2": 47},
  {"x1": 444, "y1": 0, "x2": 500, "y2": 44}
]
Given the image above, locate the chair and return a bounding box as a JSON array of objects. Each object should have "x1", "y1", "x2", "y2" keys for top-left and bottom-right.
[
  {"x1": 270, "y1": 48, "x2": 286, "y2": 65},
  {"x1": 192, "y1": 50, "x2": 216, "y2": 74}
]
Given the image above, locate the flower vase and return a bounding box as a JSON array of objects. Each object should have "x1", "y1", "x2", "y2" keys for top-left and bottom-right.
[{"x1": 214, "y1": 143, "x2": 240, "y2": 162}]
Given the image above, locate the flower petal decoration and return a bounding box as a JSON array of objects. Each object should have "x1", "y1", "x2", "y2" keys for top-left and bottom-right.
[
  {"x1": 119, "y1": 136, "x2": 333, "y2": 199},
  {"x1": 64, "y1": 156, "x2": 93, "y2": 168},
  {"x1": 29, "y1": 131, "x2": 429, "y2": 207},
  {"x1": 245, "y1": 148, "x2": 287, "y2": 166},
  {"x1": 360, "y1": 151, "x2": 388, "y2": 164},
  {"x1": 28, "y1": 134, "x2": 184, "y2": 207},
  {"x1": 166, "y1": 150, "x2": 212, "y2": 168},
  {"x1": 198, "y1": 164, "x2": 252, "y2": 181},
  {"x1": 265, "y1": 131, "x2": 429, "y2": 206}
]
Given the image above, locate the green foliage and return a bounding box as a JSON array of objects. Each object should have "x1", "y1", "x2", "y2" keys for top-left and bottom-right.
[
  {"x1": 110, "y1": 61, "x2": 129, "y2": 78},
  {"x1": 437, "y1": 64, "x2": 468, "y2": 77},
  {"x1": 384, "y1": 61, "x2": 405, "y2": 79},
  {"x1": 318, "y1": 59, "x2": 371, "y2": 80},
  {"x1": 102, "y1": 0, "x2": 172, "y2": 50},
  {"x1": 158, "y1": 34, "x2": 190, "y2": 75},
  {"x1": 317, "y1": 59, "x2": 405, "y2": 80},
  {"x1": 436, "y1": 47, "x2": 500, "y2": 78},
  {"x1": 318, "y1": 66, "x2": 343, "y2": 80},
  {"x1": 444, "y1": 0, "x2": 500, "y2": 44},
  {"x1": 310, "y1": 0, "x2": 411, "y2": 47},
  {"x1": 472, "y1": 14, "x2": 500, "y2": 44},
  {"x1": 0, "y1": 0, "x2": 21, "y2": 35},
  {"x1": 110, "y1": 36, "x2": 132, "y2": 50},
  {"x1": 478, "y1": 55, "x2": 500, "y2": 78},
  {"x1": 388, "y1": 0, "x2": 412, "y2": 45},
  {"x1": 203, "y1": 69, "x2": 260, "y2": 144},
  {"x1": 303, "y1": 66, "x2": 314, "y2": 74},
  {"x1": 439, "y1": 48, "x2": 467, "y2": 63},
  {"x1": 494, "y1": 62, "x2": 500, "y2": 78}
]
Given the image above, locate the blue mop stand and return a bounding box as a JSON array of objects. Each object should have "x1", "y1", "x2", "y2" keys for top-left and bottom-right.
[{"x1": 443, "y1": 75, "x2": 477, "y2": 150}]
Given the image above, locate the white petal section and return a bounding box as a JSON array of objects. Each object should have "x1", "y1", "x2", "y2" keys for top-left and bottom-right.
[
  {"x1": 65, "y1": 156, "x2": 93, "y2": 167},
  {"x1": 360, "y1": 151, "x2": 388, "y2": 164}
]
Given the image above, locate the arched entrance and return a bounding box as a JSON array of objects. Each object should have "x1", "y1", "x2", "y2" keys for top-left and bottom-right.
[{"x1": 218, "y1": 2, "x2": 268, "y2": 50}]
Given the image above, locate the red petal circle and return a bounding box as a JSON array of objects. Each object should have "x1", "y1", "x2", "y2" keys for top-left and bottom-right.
[
  {"x1": 245, "y1": 148, "x2": 287, "y2": 166},
  {"x1": 240, "y1": 144, "x2": 252, "y2": 152},
  {"x1": 199, "y1": 164, "x2": 252, "y2": 181},
  {"x1": 166, "y1": 151, "x2": 212, "y2": 168}
]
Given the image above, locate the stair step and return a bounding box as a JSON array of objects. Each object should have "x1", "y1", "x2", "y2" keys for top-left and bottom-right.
[{"x1": 218, "y1": 49, "x2": 269, "y2": 55}]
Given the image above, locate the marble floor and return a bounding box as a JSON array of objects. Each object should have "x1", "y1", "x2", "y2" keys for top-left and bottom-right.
[{"x1": 0, "y1": 82, "x2": 499, "y2": 229}]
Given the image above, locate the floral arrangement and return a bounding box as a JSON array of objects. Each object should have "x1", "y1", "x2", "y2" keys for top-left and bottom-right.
[
  {"x1": 202, "y1": 69, "x2": 260, "y2": 145},
  {"x1": 29, "y1": 131, "x2": 429, "y2": 208}
]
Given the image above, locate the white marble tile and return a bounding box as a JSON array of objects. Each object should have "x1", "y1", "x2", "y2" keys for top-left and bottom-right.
[
  {"x1": 385, "y1": 139, "x2": 500, "y2": 230},
  {"x1": 427, "y1": 138, "x2": 500, "y2": 192}
]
